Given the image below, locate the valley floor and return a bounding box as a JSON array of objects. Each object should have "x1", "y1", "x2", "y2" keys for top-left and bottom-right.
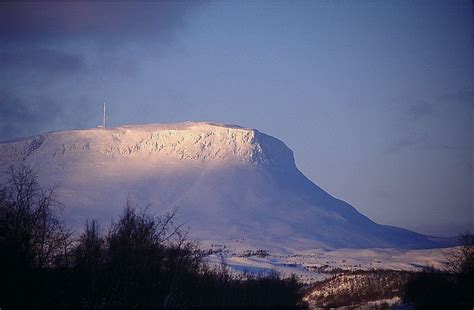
[
  {"x1": 205, "y1": 245, "x2": 451, "y2": 282},
  {"x1": 205, "y1": 245, "x2": 455, "y2": 309}
]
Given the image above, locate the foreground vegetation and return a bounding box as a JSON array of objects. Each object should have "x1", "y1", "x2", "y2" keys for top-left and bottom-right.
[
  {"x1": 0, "y1": 166, "x2": 305, "y2": 309},
  {"x1": 403, "y1": 233, "x2": 474, "y2": 308},
  {"x1": 304, "y1": 269, "x2": 411, "y2": 308},
  {"x1": 1, "y1": 165, "x2": 472, "y2": 309},
  {"x1": 304, "y1": 235, "x2": 473, "y2": 309}
]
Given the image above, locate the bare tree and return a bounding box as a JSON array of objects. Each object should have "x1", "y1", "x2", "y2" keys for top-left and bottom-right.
[
  {"x1": 445, "y1": 232, "x2": 474, "y2": 277},
  {"x1": 0, "y1": 165, "x2": 68, "y2": 268},
  {"x1": 0, "y1": 164, "x2": 71, "y2": 308},
  {"x1": 0, "y1": 167, "x2": 306, "y2": 308}
]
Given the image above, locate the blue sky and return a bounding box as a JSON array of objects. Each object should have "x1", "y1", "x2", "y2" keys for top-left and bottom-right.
[{"x1": 0, "y1": 0, "x2": 472, "y2": 236}]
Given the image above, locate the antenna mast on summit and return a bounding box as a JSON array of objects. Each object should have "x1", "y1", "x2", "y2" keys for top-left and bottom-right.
[{"x1": 103, "y1": 101, "x2": 106, "y2": 128}]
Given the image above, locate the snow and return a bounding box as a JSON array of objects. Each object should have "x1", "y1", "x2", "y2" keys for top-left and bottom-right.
[
  {"x1": 204, "y1": 245, "x2": 452, "y2": 283},
  {"x1": 0, "y1": 122, "x2": 294, "y2": 168},
  {"x1": 0, "y1": 122, "x2": 451, "y2": 250}
]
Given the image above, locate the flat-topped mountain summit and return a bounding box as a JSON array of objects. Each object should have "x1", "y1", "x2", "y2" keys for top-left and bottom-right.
[
  {"x1": 0, "y1": 122, "x2": 444, "y2": 250},
  {"x1": 1, "y1": 122, "x2": 295, "y2": 168}
]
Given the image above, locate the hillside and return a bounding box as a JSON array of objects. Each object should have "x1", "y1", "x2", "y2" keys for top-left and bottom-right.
[{"x1": 0, "y1": 122, "x2": 443, "y2": 250}]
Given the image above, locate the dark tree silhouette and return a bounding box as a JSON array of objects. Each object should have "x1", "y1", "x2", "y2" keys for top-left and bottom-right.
[
  {"x1": 0, "y1": 165, "x2": 306, "y2": 309},
  {"x1": 403, "y1": 232, "x2": 474, "y2": 308},
  {"x1": 445, "y1": 232, "x2": 474, "y2": 278},
  {"x1": 73, "y1": 219, "x2": 105, "y2": 308},
  {"x1": 0, "y1": 165, "x2": 71, "y2": 308}
]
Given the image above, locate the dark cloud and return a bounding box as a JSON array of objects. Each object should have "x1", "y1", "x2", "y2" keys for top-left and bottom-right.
[
  {"x1": 0, "y1": 86, "x2": 107, "y2": 141},
  {"x1": 0, "y1": 1, "x2": 200, "y2": 73},
  {"x1": 0, "y1": 2, "x2": 203, "y2": 141},
  {"x1": 1, "y1": 47, "x2": 86, "y2": 75},
  {"x1": 0, "y1": 91, "x2": 64, "y2": 140},
  {"x1": 0, "y1": 2, "x2": 197, "y2": 45}
]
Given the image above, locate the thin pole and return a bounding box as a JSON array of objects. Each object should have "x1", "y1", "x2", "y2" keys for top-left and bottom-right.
[{"x1": 103, "y1": 102, "x2": 106, "y2": 128}]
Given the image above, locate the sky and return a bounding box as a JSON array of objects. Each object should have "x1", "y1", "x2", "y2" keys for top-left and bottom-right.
[{"x1": 0, "y1": 0, "x2": 472, "y2": 236}]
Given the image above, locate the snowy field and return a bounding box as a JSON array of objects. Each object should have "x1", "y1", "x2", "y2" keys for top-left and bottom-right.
[{"x1": 204, "y1": 244, "x2": 453, "y2": 283}]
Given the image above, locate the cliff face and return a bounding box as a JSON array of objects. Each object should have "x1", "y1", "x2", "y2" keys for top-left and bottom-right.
[
  {"x1": 0, "y1": 122, "x2": 295, "y2": 168},
  {"x1": 0, "y1": 122, "x2": 440, "y2": 250}
]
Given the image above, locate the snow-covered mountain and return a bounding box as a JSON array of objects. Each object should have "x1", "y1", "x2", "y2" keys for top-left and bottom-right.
[{"x1": 0, "y1": 122, "x2": 442, "y2": 250}]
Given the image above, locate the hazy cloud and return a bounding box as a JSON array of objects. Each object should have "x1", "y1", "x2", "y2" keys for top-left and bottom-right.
[
  {"x1": 405, "y1": 100, "x2": 435, "y2": 120},
  {"x1": 437, "y1": 90, "x2": 474, "y2": 107},
  {"x1": 388, "y1": 89, "x2": 473, "y2": 123},
  {"x1": 385, "y1": 133, "x2": 460, "y2": 154}
]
